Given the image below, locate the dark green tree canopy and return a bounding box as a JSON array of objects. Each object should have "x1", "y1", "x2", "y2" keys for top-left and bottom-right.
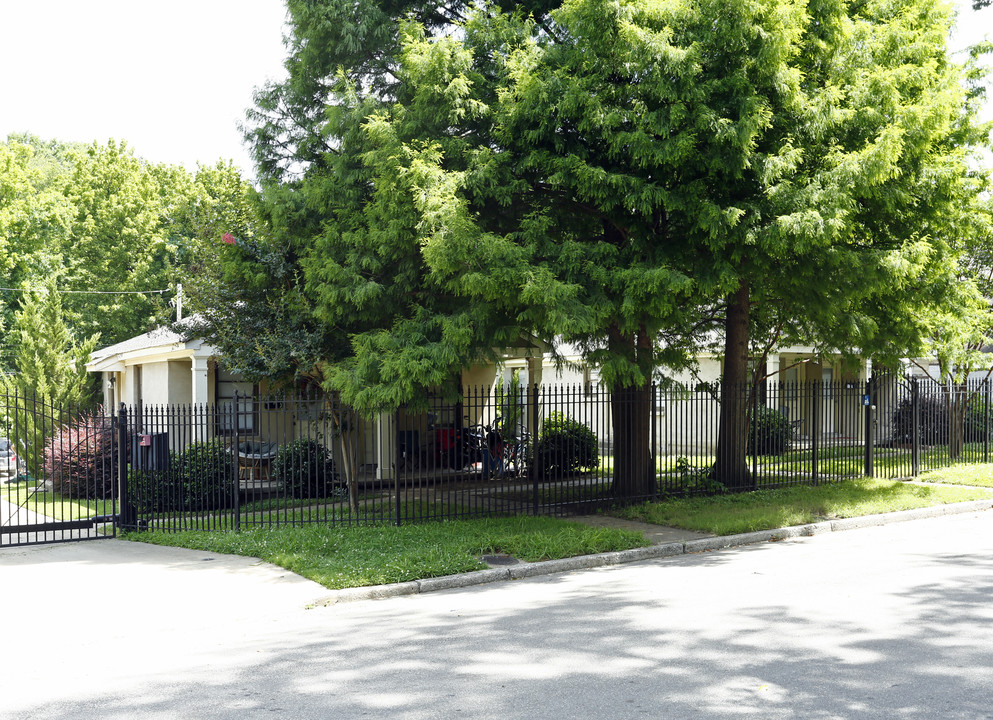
[{"x1": 222, "y1": 0, "x2": 988, "y2": 427}]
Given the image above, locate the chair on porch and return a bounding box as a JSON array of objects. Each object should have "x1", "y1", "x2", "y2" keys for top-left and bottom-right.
[{"x1": 235, "y1": 440, "x2": 279, "y2": 483}]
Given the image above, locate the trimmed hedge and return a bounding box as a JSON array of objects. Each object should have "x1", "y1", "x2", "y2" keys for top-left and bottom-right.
[
  {"x1": 747, "y1": 406, "x2": 794, "y2": 455},
  {"x1": 533, "y1": 412, "x2": 599, "y2": 478},
  {"x1": 272, "y1": 439, "x2": 338, "y2": 498},
  {"x1": 129, "y1": 440, "x2": 235, "y2": 513},
  {"x1": 891, "y1": 396, "x2": 990, "y2": 445}
]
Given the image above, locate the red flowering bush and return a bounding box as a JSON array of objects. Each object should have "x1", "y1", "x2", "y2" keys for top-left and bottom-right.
[{"x1": 43, "y1": 412, "x2": 118, "y2": 500}]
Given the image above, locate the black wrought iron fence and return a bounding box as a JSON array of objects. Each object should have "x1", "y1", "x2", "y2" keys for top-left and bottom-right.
[
  {"x1": 2, "y1": 375, "x2": 991, "y2": 542},
  {"x1": 0, "y1": 391, "x2": 120, "y2": 546}
]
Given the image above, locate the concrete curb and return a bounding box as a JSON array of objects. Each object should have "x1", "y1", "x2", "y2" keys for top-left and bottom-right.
[{"x1": 311, "y1": 499, "x2": 993, "y2": 606}]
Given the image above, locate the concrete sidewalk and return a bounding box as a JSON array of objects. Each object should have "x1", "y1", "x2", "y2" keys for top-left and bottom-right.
[{"x1": 0, "y1": 537, "x2": 332, "y2": 622}]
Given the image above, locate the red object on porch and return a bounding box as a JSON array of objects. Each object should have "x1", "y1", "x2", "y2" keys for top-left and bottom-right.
[{"x1": 436, "y1": 429, "x2": 457, "y2": 451}]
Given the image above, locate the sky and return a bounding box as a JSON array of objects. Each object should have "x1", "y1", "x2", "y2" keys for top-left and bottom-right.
[
  {"x1": 0, "y1": 0, "x2": 989, "y2": 179},
  {"x1": 0, "y1": 0, "x2": 288, "y2": 177}
]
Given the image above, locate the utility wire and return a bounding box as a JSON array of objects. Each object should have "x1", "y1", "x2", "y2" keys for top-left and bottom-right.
[{"x1": 0, "y1": 287, "x2": 170, "y2": 295}]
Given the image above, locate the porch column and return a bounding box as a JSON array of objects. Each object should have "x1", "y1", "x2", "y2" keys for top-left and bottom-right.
[
  {"x1": 766, "y1": 353, "x2": 781, "y2": 411},
  {"x1": 191, "y1": 357, "x2": 210, "y2": 406},
  {"x1": 526, "y1": 355, "x2": 544, "y2": 437},
  {"x1": 376, "y1": 411, "x2": 395, "y2": 480},
  {"x1": 527, "y1": 355, "x2": 543, "y2": 387},
  {"x1": 103, "y1": 372, "x2": 115, "y2": 409},
  {"x1": 191, "y1": 357, "x2": 211, "y2": 443}
]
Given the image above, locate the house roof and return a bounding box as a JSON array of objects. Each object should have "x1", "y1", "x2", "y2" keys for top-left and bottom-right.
[{"x1": 86, "y1": 326, "x2": 216, "y2": 373}]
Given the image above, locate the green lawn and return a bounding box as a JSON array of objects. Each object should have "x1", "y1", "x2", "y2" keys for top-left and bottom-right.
[
  {"x1": 124, "y1": 515, "x2": 650, "y2": 589},
  {"x1": 915, "y1": 463, "x2": 993, "y2": 487},
  {"x1": 0, "y1": 480, "x2": 114, "y2": 521},
  {"x1": 122, "y1": 464, "x2": 993, "y2": 591},
  {"x1": 614, "y1": 475, "x2": 993, "y2": 536}
]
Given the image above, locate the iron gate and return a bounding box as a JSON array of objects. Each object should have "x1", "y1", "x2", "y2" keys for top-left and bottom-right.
[{"x1": 0, "y1": 398, "x2": 122, "y2": 548}]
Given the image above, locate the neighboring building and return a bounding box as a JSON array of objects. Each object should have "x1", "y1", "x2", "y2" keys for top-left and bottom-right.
[{"x1": 533, "y1": 342, "x2": 875, "y2": 453}]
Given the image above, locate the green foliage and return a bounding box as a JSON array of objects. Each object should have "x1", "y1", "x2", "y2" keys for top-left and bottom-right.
[
  {"x1": 130, "y1": 440, "x2": 236, "y2": 513},
  {"x1": 748, "y1": 406, "x2": 794, "y2": 456},
  {"x1": 1, "y1": 135, "x2": 260, "y2": 362},
  {"x1": 0, "y1": 284, "x2": 99, "y2": 476},
  {"x1": 672, "y1": 456, "x2": 726, "y2": 496},
  {"x1": 127, "y1": 468, "x2": 174, "y2": 514},
  {"x1": 533, "y1": 411, "x2": 598, "y2": 478},
  {"x1": 202, "y1": 0, "x2": 988, "y2": 470},
  {"x1": 178, "y1": 440, "x2": 236, "y2": 511},
  {"x1": 55, "y1": 140, "x2": 179, "y2": 344},
  {"x1": 43, "y1": 413, "x2": 117, "y2": 500},
  {"x1": 495, "y1": 370, "x2": 525, "y2": 437},
  {"x1": 272, "y1": 439, "x2": 339, "y2": 499},
  {"x1": 617, "y1": 477, "x2": 993, "y2": 536},
  {"x1": 890, "y1": 395, "x2": 991, "y2": 446}
]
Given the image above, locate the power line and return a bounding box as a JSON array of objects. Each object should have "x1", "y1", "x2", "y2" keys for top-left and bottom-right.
[{"x1": 0, "y1": 287, "x2": 170, "y2": 295}]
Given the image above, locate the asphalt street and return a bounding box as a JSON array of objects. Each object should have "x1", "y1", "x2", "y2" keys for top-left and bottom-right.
[{"x1": 2, "y1": 510, "x2": 992, "y2": 719}]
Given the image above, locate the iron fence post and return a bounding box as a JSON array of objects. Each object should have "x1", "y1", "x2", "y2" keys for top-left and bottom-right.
[
  {"x1": 980, "y1": 380, "x2": 990, "y2": 462},
  {"x1": 395, "y1": 407, "x2": 402, "y2": 527},
  {"x1": 531, "y1": 383, "x2": 540, "y2": 515},
  {"x1": 232, "y1": 391, "x2": 241, "y2": 532},
  {"x1": 864, "y1": 376, "x2": 875, "y2": 478},
  {"x1": 651, "y1": 382, "x2": 658, "y2": 500},
  {"x1": 811, "y1": 382, "x2": 820, "y2": 485},
  {"x1": 912, "y1": 377, "x2": 921, "y2": 476},
  {"x1": 750, "y1": 384, "x2": 758, "y2": 483},
  {"x1": 117, "y1": 402, "x2": 137, "y2": 531}
]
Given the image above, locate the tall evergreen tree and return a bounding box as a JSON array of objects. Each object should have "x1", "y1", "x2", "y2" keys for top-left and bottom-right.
[
  {"x1": 1, "y1": 283, "x2": 99, "y2": 475},
  {"x1": 205, "y1": 0, "x2": 989, "y2": 494}
]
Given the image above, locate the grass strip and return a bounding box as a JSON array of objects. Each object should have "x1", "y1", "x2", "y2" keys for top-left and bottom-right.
[
  {"x1": 123, "y1": 515, "x2": 649, "y2": 590},
  {"x1": 915, "y1": 463, "x2": 993, "y2": 488},
  {"x1": 615, "y1": 476, "x2": 993, "y2": 536}
]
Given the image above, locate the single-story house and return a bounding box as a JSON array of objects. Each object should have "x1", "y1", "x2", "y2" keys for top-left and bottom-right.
[{"x1": 85, "y1": 327, "x2": 549, "y2": 480}]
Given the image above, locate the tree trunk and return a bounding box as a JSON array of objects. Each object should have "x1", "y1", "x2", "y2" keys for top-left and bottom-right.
[
  {"x1": 714, "y1": 283, "x2": 754, "y2": 490},
  {"x1": 610, "y1": 327, "x2": 655, "y2": 498},
  {"x1": 332, "y1": 407, "x2": 361, "y2": 516}
]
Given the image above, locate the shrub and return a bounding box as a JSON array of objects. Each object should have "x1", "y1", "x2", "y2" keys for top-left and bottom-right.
[
  {"x1": 891, "y1": 395, "x2": 989, "y2": 446},
  {"x1": 127, "y1": 441, "x2": 234, "y2": 513},
  {"x1": 533, "y1": 412, "x2": 599, "y2": 478},
  {"x1": 43, "y1": 413, "x2": 117, "y2": 500},
  {"x1": 272, "y1": 439, "x2": 338, "y2": 498},
  {"x1": 178, "y1": 440, "x2": 236, "y2": 510},
  {"x1": 747, "y1": 406, "x2": 793, "y2": 455},
  {"x1": 127, "y1": 467, "x2": 177, "y2": 513},
  {"x1": 891, "y1": 396, "x2": 951, "y2": 445},
  {"x1": 965, "y1": 400, "x2": 991, "y2": 442}
]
